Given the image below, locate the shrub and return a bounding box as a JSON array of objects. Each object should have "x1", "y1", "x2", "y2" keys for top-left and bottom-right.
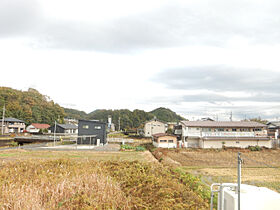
[
  {"x1": 121, "y1": 144, "x2": 135, "y2": 150},
  {"x1": 10, "y1": 141, "x2": 18, "y2": 147},
  {"x1": 136, "y1": 146, "x2": 145, "y2": 151},
  {"x1": 248, "y1": 146, "x2": 262, "y2": 151}
]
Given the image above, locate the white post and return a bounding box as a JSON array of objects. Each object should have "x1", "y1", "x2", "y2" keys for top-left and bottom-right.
[
  {"x1": 1, "y1": 103, "x2": 5, "y2": 135},
  {"x1": 237, "y1": 152, "x2": 242, "y2": 210},
  {"x1": 53, "y1": 121, "x2": 57, "y2": 146}
]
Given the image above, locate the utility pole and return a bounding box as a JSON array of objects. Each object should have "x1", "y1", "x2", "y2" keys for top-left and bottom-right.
[
  {"x1": 1, "y1": 103, "x2": 5, "y2": 135},
  {"x1": 237, "y1": 152, "x2": 242, "y2": 210},
  {"x1": 118, "y1": 117, "x2": 121, "y2": 131},
  {"x1": 53, "y1": 121, "x2": 57, "y2": 146},
  {"x1": 230, "y1": 111, "x2": 233, "y2": 121}
]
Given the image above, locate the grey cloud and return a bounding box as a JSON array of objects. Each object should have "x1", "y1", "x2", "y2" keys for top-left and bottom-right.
[
  {"x1": 154, "y1": 66, "x2": 280, "y2": 93},
  {"x1": 1, "y1": 0, "x2": 280, "y2": 52},
  {"x1": 0, "y1": 0, "x2": 41, "y2": 37}
]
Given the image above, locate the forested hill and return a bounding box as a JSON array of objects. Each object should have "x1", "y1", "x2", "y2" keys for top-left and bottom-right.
[
  {"x1": 64, "y1": 107, "x2": 186, "y2": 130},
  {"x1": 0, "y1": 87, "x2": 65, "y2": 125}
]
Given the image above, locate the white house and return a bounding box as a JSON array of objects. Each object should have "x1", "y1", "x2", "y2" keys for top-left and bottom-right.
[
  {"x1": 26, "y1": 123, "x2": 50, "y2": 133},
  {"x1": 180, "y1": 121, "x2": 271, "y2": 148},
  {"x1": 144, "y1": 118, "x2": 166, "y2": 137}
]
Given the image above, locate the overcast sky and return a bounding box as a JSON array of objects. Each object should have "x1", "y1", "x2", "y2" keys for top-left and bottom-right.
[{"x1": 1, "y1": 0, "x2": 280, "y2": 121}]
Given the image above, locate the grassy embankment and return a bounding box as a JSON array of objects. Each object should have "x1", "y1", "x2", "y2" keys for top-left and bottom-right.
[
  {"x1": 0, "y1": 149, "x2": 209, "y2": 209},
  {"x1": 152, "y1": 148, "x2": 280, "y2": 193}
]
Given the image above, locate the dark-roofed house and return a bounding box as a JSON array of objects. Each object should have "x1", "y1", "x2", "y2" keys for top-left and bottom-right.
[
  {"x1": 266, "y1": 121, "x2": 280, "y2": 139},
  {"x1": 0, "y1": 117, "x2": 26, "y2": 134},
  {"x1": 78, "y1": 120, "x2": 107, "y2": 145},
  {"x1": 49, "y1": 123, "x2": 78, "y2": 134},
  {"x1": 152, "y1": 133, "x2": 178, "y2": 148},
  {"x1": 179, "y1": 121, "x2": 271, "y2": 148}
]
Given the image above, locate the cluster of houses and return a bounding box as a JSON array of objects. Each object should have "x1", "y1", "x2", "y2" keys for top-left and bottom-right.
[
  {"x1": 0, "y1": 117, "x2": 107, "y2": 145},
  {"x1": 1, "y1": 116, "x2": 280, "y2": 149},
  {"x1": 144, "y1": 118, "x2": 279, "y2": 149}
]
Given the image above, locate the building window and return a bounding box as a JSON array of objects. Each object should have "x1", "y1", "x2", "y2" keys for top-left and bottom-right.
[
  {"x1": 236, "y1": 141, "x2": 240, "y2": 144},
  {"x1": 218, "y1": 128, "x2": 224, "y2": 131},
  {"x1": 83, "y1": 125, "x2": 89, "y2": 129},
  {"x1": 160, "y1": 140, "x2": 167, "y2": 143},
  {"x1": 168, "y1": 140, "x2": 173, "y2": 143},
  {"x1": 94, "y1": 126, "x2": 101, "y2": 129},
  {"x1": 232, "y1": 128, "x2": 237, "y2": 131}
]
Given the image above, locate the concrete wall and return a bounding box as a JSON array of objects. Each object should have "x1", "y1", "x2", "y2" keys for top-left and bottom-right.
[
  {"x1": 202, "y1": 139, "x2": 272, "y2": 149},
  {"x1": 187, "y1": 138, "x2": 200, "y2": 148}
]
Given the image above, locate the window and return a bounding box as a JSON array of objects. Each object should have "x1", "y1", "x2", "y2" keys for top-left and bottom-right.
[
  {"x1": 94, "y1": 126, "x2": 101, "y2": 129},
  {"x1": 82, "y1": 125, "x2": 89, "y2": 129},
  {"x1": 232, "y1": 128, "x2": 237, "y2": 131},
  {"x1": 160, "y1": 140, "x2": 167, "y2": 143},
  {"x1": 236, "y1": 141, "x2": 240, "y2": 144},
  {"x1": 196, "y1": 128, "x2": 200, "y2": 130},
  {"x1": 168, "y1": 140, "x2": 173, "y2": 143},
  {"x1": 218, "y1": 128, "x2": 224, "y2": 131}
]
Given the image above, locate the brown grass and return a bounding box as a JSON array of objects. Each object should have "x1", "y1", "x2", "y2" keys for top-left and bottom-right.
[
  {"x1": 0, "y1": 151, "x2": 209, "y2": 209},
  {"x1": 0, "y1": 160, "x2": 131, "y2": 209},
  {"x1": 152, "y1": 148, "x2": 280, "y2": 193}
]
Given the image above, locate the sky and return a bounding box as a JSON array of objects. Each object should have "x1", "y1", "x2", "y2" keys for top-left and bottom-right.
[{"x1": 1, "y1": 0, "x2": 280, "y2": 121}]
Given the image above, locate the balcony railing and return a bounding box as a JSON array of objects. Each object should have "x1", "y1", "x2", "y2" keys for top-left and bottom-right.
[{"x1": 185, "y1": 131, "x2": 267, "y2": 138}]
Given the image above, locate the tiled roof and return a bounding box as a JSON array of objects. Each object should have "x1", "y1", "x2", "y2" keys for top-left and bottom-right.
[
  {"x1": 152, "y1": 133, "x2": 176, "y2": 137},
  {"x1": 181, "y1": 121, "x2": 266, "y2": 128},
  {"x1": 0, "y1": 117, "x2": 25, "y2": 123},
  {"x1": 58, "y1": 124, "x2": 78, "y2": 129},
  {"x1": 31, "y1": 123, "x2": 50, "y2": 129}
]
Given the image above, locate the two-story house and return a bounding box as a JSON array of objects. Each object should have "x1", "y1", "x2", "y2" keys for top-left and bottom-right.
[
  {"x1": 180, "y1": 121, "x2": 270, "y2": 148},
  {"x1": 144, "y1": 118, "x2": 166, "y2": 137},
  {"x1": 0, "y1": 117, "x2": 26, "y2": 134}
]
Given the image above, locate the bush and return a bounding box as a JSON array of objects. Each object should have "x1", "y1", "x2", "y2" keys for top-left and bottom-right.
[
  {"x1": 248, "y1": 146, "x2": 262, "y2": 151},
  {"x1": 10, "y1": 141, "x2": 18, "y2": 147},
  {"x1": 121, "y1": 144, "x2": 135, "y2": 150},
  {"x1": 136, "y1": 146, "x2": 145, "y2": 151}
]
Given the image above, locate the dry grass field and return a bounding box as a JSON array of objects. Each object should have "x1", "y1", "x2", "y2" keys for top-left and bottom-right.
[
  {"x1": 152, "y1": 148, "x2": 280, "y2": 193},
  {"x1": 0, "y1": 149, "x2": 209, "y2": 209}
]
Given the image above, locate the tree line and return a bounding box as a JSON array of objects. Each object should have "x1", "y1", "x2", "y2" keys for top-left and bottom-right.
[{"x1": 0, "y1": 87, "x2": 65, "y2": 125}]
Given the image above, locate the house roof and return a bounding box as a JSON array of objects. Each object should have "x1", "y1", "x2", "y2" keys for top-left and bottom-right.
[
  {"x1": 267, "y1": 121, "x2": 280, "y2": 128},
  {"x1": 152, "y1": 133, "x2": 177, "y2": 138},
  {"x1": 57, "y1": 124, "x2": 78, "y2": 129},
  {"x1": 78, "y1": 119, "x2": 106, "y2": 124},
  {"x1": 180, "y1": 121, "x2": 266, "y2": 128},
  {"x1": 0, "y1": 117, "x2": 25, "y2": 123},
  {"x1": 31, "y1": 123, "x2": 50, "y2": 129}
]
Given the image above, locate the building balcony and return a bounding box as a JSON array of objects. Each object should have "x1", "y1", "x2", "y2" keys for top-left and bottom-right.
[{"x1": 185, "y1": 131, "x2": 267, "y2": 138}]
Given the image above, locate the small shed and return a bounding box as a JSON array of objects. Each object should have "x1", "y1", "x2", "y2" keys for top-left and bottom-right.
[{"x1": 152, "y1": 133, "x2": 177, "y2": 148}]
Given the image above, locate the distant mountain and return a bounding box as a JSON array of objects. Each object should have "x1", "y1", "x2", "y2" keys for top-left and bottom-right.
[
  {"x1": 150, "y1": 107, "x2": 185, "y2": 123},
  {"x1": 64, "y1": 107, "x2": 186, "y2": 130},
  {"x1": 0, "y1": 87, "x2": 65, "y2": 125},
  {"x1": 64, "y1": 108, "x2": 89, "y2": 120}
]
